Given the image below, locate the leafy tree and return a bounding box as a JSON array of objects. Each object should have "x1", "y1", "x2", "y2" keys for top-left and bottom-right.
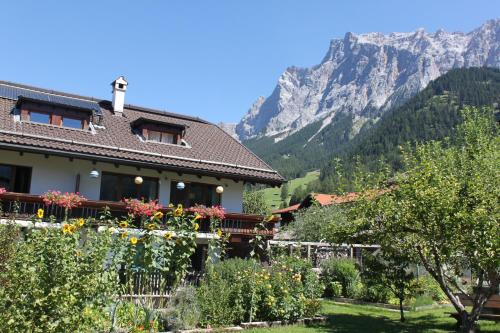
[
  {"x1": 289, "y1": 186, "x2": 308, "y2": 206},
  {"x1": 286, "y1": 204, "x2": 348, "y2": 242},
  {"x1": 242, "y1": 190, "x2": 269, "y2": 215},
  {"x1": 356, "y1": 107, "x2": 499, "y2": 332},
  {"x1": 361, "y1": 250, "x2": 415, "y2": 322},
  {"x1": 280, "y1": 182, "x2": 289, "y2": 202}
]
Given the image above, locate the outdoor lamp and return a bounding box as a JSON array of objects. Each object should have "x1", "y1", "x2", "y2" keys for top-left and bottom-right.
[
  {"x1": 89, "y1": 169, "x2": 100, "y2": 178},
  {"x1": 134, "y1": 176, "x2": 143, "y2": 185},
  {"x1": 176, "y1": 182, "x2": 185, "y2": 190},
  {"x1": 216, "y1": 185, "x2": 224, "y2": 194}
]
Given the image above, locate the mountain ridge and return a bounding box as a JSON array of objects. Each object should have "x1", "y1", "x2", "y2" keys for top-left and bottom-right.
[{"x1": 233, "y1": 19, "x2": 499, "y2": 143}]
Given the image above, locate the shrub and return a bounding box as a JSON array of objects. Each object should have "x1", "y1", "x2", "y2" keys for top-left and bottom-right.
[
  {"x1": 197, "y1": 256, "x2": 323, "y2": 327},
  {"x1": 413, "y1": 275, "x2": 447, "y2": 303},
  {"x1": 320, "y1": 257, "x2": 360, "y2": 298},
  {"x1": 159, "y1": 286, "x2": 200, "y2": 331},
  {"x1": 358, "y1": 283, "x2": 392, "y2": 303},
  {"x1": 0, "y1": 225, "x2": 118, "y2": 332}
]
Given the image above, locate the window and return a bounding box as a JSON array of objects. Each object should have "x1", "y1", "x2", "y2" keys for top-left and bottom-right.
[
  {"x1": 147, "y1": 130, "x2": 175, "y2": 144},
  {"x1": 99, "y1": 172, "x2": 159, "y2": 202},
  {"x1": 29, "y1": 111, "x2": 51, "y2": 124},
  {"x1": 0, "y1": 164, "x2": 32, "y2": 193},
  {"x1": 169, "y1": 181, "x2": 221, "y2": 208},
  {"x1": 62, "y1": 117, "x2": 83, "y2": 129},
  {"x1": 26, "y1": 110, "x2": 87, "y2": 129}
]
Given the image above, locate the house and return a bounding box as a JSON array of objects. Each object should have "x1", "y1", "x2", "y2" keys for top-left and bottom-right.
[{"x1": 0, "y1": 77, "x2": 284, "y2": 267}]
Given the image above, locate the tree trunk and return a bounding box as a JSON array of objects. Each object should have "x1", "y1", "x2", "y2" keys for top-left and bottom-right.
[
  {"x1": 399, "y1": 298, "x2": 405, "y2": 322},
  {"x1": 460, "y1": 311, "x2": 478, "y2": 333}
]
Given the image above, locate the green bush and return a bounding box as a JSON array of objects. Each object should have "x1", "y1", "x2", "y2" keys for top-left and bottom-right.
[
  {"x1": 413, "y1": 275, "x2": 447, "y2": 303},
  {"x1": 160, "y1": 286, "x2": 200, "y2": 331},
  {"x1": 197, "y1": 256, "x2": 323, "y2": 327},
  {"x1": 359, "y1": 283, "x2": 393, "y2": 303},
  {"x1": 0, "y1": 224, "x2": 118, "y2": 332},
  {"x1": 320, "y1": 257, "x2": 360, "y2": 298}
]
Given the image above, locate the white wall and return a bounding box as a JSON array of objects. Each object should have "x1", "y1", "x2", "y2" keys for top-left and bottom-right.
[{"x1": 0, "y1": 149, "x2": 244, "y2": 212}]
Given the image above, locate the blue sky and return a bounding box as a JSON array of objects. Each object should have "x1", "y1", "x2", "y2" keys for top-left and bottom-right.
[{"x1": 0, "y1": 1, "x2": 498, "y2": 123}]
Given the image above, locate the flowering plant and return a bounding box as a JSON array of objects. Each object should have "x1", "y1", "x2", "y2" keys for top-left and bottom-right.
[
  {"x1": 0, "y1": 187, "x2": 6, "y2": 195},
  {"x1": 41, "y1": 191, "x2": 87, "y2": 209},
  {"x1": 188, "y1": 205, "x2": 226, "y2": 220},
  {"x1": 123, "y1": 198, "x2": 162, "y2": 217}
]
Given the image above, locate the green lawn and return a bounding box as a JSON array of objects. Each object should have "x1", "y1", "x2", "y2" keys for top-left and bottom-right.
[
  {"x1": 249, "y1": 301, "x2": 500, "y2": 333},
  {"x1": 259, "y1": 170, "x2": 320, "y2": 210}
]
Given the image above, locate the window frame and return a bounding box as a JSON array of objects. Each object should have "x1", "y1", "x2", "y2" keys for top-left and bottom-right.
[
  {"x1": 21, "y1": 102, "x2": 90, "y2": 130},
  {"x1": 0, "y1": 163, "x2": 32, "y2": 193},
  {"x1": 99, "y1": 171, "x2": 160, "y2": 202},
  {"x1": 146, "y1": 129, "x2": 178, "y2": 144},
  {"x1": 169, "y1": 181, "x2": 221, "y2": 208}
]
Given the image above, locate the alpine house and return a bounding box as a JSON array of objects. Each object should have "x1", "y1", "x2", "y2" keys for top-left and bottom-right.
[{"x1": 0, "y1": 77, "x2": 284, "y2": 265}]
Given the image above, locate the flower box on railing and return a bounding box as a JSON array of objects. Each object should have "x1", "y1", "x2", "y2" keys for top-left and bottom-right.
[{"x1": 0, "y1": 191, "x2": 278, "y2": 238}]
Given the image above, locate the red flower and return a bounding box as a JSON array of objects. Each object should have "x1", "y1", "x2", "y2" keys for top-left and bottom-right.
[
  {"x1": 123, "y1": 198, "x2": 162, "y2": 218},
  {"x1": 0, "y1": 188, "x2": 6, "y2": 195},
  {"x1": 41, "y1": 191, "x2": 86, "y2": 209},
  {"x1": 188, "y1": 204, "x2": 226, "y2": 220}
]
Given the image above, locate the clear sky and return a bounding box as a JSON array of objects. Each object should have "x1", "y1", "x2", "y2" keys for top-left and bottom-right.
[{"x1": 0, "y1": 1, "x2": 498, "y2": 123}]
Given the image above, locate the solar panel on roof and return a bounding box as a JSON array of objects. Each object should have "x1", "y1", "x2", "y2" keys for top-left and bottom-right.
[{"x1": 0, "y1": 83, "x2": 102, "y2": 115}]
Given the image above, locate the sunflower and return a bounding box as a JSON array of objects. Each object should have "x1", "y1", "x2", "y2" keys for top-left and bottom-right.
[
  {"x1": 168, "y1": 203, "x2": 174, "y2": 208},
  {"x1": 130, "y1": 237, "x2": 138, "y2": 245},
  {"x1": 173, "y1": 204, "x2": 183, "y2": 217},
  {"x1": 194, "y1": 223, "x2": 199, "y2": 231},
  {"x1": 121, "y1": 231, "x2": 129, "y2": 239},
  {"x1": 164, "y1": 231, "x2": 173, "y2": 240},
  {"x1": 154, "y1": 211, "x2": 163, "y2": 219},
  {"x1": 118, "y1": 221, "x2": 128, "y2": 228},
  {"x1": 69, "y1": 224, "x2": 77, "y2": 233},
  {"x1": 62, "y1": 223, "x2": 71, "y2": 234},
  {"x1": 77, "y1": 218, "x2": 85, "y2": 227},
  {"x1": 37, "y1": 208, "x2": 44, "y2": 219},
  {"x1": 216, "y1": 228, "x2": 223, "y2": 237},
  {"x1": 147, "y1": 223, "x2": 156, "y2": 231},
  {"x1": 194, "y1": 213, "x2": 202, "y2": 221}
]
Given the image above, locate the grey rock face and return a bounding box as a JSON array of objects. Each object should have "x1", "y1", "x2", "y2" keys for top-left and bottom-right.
[{"x1": 236, "y1": 19, "x2": 500, "y2": 141}]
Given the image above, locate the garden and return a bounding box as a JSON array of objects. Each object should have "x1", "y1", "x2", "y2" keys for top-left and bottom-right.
[{"x1": 0, "y1": 108, "x2": 498, "y2": 333}]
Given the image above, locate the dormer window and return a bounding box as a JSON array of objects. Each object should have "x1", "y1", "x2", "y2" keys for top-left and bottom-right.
[
  {"x1": 131, "y1": 117, "x2": 186, "y2": 146},
  {"x1": 147, "y1": 130, "x2": 176, "y2": 144},
  {"x1": 17, "y1": 96, "x2": 93, "y2": 130}
]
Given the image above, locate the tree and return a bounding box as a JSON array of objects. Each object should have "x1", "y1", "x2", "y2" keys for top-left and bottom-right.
[
  {"x1": 242, "y1": 190, "x2": 269, "y2": 215},
  {"x1": 361, "y1": 250, "x2": 415, "y2": 322},
  {"x1": 357, "y1": 108, "x2": 499, "y2": 332},
  {"x1": 289, "y1": 186, "x2": 308, "y2": 206},
  {"x1": 280, "y1": 182, "x2": 289, "y2": 202}
]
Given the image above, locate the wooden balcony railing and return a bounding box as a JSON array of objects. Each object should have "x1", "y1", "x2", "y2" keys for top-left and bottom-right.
[{"x1": 0, "y1": 192, "x2": 278, "y2": 238}]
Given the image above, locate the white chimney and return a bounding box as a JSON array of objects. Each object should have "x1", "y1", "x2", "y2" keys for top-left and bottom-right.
[{"x1": 111, "y1": 76, "x2": 128, "y2": 114}]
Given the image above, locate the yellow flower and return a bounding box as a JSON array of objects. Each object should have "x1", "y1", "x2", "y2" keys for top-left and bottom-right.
[
  {"x1": 69, "y1": 224, "x2": 76, "y2": 233},
  {"x1": 154, "y1": 211, "x2": 164, "y2": 219},
  {"x1": 164, "y1": 231, "x2": 173, "y2": 240},
  {"x1": 194, "y1": 223, "x2": 199, "y2": 231},
  {"x1": 168, "y1": 203, "x2": 174, "y2": 208},
  {"x1": 62, "y1": 223, "x2": 72, "y2": 234},
  {"x1": 130, "y1": 237, "x2": 138, "y2": 245},
  {"x1": 121, "y1": 231, "x2": 129, "y2": 239},
  {"x1": 77, "y1": 218, "x2": 85, "y2": 227},
  {"x1": 173, "y1": 204, "x2": 183, "y2": 217},
  {"x1": 119, "y1": 221, "x2": 128, "y2": 228},
  {"x1": 216, "y1": 228, "x2": 222, "y2": 237},
  {"x1": 75, "y1": 250, "x2": 82, "y2": 257},
  {"x1": 194, "y1": 213, "x2": 202, "y2": 221},
  {"x1": 147, "y1": 223, "x2": 156, "y2": 231},
  {"x1": 37, "y1": 208, "x2": 44, "y2": 219}
]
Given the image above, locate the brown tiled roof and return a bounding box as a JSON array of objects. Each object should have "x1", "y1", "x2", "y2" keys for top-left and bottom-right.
[{"x1": 0, "y1": 80, "x2": 284, "y2": 185}]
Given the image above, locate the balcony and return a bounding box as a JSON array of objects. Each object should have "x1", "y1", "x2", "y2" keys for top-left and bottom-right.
[{"x1": 0, "y1": 192, "x2": 277, "y2": 239}]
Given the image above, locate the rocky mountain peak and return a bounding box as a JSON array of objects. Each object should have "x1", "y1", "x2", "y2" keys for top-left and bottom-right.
[{"x1": 235, "y1": 19, "x2": 499, "y2": 142}]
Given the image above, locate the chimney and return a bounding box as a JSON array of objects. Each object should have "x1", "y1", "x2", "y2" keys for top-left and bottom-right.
[{"x1": 111, "y1": 76, "x2": 128, "y2": 114}]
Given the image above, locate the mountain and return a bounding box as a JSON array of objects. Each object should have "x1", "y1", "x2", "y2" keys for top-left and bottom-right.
[
  {"x1": 237, "y1": 19, "x2": 500, "y2": 179},
  {"x1": 238, "y1": 19, "x2": 499, "y2": 142},
  {"x1": 217, "y1": 122, "x2": 238, "y2": 139},
  {"x1": 315, "y1": 67, "x2": 500, "y2": 193}
]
